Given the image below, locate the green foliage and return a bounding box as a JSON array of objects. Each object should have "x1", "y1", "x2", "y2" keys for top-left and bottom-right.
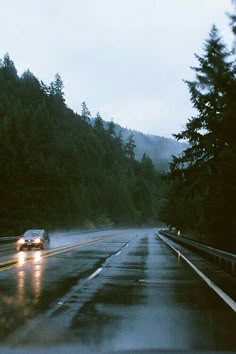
[
  {"x1": 82, "y1": 219, "x2": 96, "y2": 230},
  {"x1": 0, "y1": 55, "x2": 166, "y2": 234},
  {"x1": 124, "y1": 134, "x2": 136, "y2": 160},
  {"x1": 81, "y1": 101, "x2": 91, "y2": 122},
  {"x1": 117, "y1": 127, "x2": 187, "y2": 171},
  {"x1": 162, "y1": 13, "x2": 236, "y2": 251}
]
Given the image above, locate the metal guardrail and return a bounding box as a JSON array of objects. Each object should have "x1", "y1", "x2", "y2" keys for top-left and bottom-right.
[
  {"x1": 0, "y1": 236, "x2": 19, "y2": 244},
  {"x1": 159, "y1": 230, "x2": 236, "y2": 274}
]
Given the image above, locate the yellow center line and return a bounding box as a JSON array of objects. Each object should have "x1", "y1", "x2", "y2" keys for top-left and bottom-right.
[{"x1": 0, "y1": 232, "x2": 125, "y2": 272}]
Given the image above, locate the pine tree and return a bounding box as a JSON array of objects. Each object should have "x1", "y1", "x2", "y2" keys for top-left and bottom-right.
[
  {"x1": 0, "y1": 53, "x2": 163, "y2": 233},
  {"x1": 167, "y1": 24, "x2": 236, "y2": 249},
  {"x1": 94, "y1": 112, "x2": 104, "y2": 131},
  {"x1": 1, "y1": 53, "x2": 18, "y2": 79},
  {"x1": 81, "y1": 101, "x2": 91, "y2": 122},
  {"x1": 124, "y1": 134, "x2": 136, "y2": 160},
  {"x1": 107, "y1": 119, "x2": 116, "y2": 137},
  {"x1": 49, "y1": 73, "x2": 65, "y2": 102}
]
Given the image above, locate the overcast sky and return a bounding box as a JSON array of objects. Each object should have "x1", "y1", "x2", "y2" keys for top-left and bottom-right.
[{"x1": 0, "y1": 0, "x2": 234, "y2": 137}]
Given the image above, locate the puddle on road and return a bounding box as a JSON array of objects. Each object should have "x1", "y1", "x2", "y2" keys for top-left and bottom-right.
[{"x1": 67, "y1": 236, "x2": 149, "y2": 348}]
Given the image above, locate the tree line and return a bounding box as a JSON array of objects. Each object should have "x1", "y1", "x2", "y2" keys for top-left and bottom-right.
[
  {"x1": 0, "y1": 54, "x2": 166, "y2": 234},
  {"x1": 161, "y1": 8, "x2": 236, "y2": 252}
]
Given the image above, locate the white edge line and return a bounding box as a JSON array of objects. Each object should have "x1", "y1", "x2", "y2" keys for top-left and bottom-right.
[
  {"x1": 88, "y1": 267, "x2": 103, "y2": 280},
  {"x1": 157, "y1": 233, "x2": 236, "y2": 313}
]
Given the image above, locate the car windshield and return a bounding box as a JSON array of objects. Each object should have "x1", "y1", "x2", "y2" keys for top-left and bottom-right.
[{"x1": 23, "y1": 230, "x2": 43, "y2": 238}]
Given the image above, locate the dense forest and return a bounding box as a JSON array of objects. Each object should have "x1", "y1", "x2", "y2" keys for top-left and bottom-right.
[
  {"x1": 1, "y1": 7, "x2": 235, "y2": 254},
  {"x1": 96, "y1": 121, "x2": 187, "y2": 171},
  {"x1": 110, "y1": 125, "x2": 187, "y2": 171},
  {"x1": 0, "y1": 54, "x2": 167, "y2": 235},
  {"x1": 161, "y1": 10, "x2": 236, "y2": 252}
]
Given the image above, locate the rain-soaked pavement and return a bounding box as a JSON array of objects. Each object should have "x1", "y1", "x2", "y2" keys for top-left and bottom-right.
[{"x1": 0, "y1": 228, "x2": 235, "y2": 353}]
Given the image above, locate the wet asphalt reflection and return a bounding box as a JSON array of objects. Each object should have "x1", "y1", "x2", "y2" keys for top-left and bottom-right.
[{"x1": 0, "y1": 229, "x2": 235, "y2": 352}]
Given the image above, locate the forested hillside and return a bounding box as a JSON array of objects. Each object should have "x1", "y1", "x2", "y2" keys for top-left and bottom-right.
[
  {"x1": 160, "y1": 12, "x2": 236, "y2": 252},
  {"x1": 90, "y1": 121, "x2": 187, "y2": 171},
  {"x1": 116, "y1": 127, "x2": 187, "y2": 171},
  {"x1": 0, "y1": 54, "x2": 167, "y2": 235}
]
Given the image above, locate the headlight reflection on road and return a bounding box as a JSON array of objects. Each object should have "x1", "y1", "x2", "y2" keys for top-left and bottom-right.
[
  {"x1": 33, "y1": 265, "x2": 42, "y2": 304},
  {"x1": 17, "y1": 269, "x2": 25, "y2": 304},
  {"x1": 16, "y1": 251, "x2": 43, "y2": 305},
  {"x1": 33, "y1": 251, "x2": 42, "y2": 304},
  {"x1": 17, "y1": 251, "x2": 26, "y2": 266},
  {"x1": 34, "y1": 251, "x2": 42, "y2": 263}
]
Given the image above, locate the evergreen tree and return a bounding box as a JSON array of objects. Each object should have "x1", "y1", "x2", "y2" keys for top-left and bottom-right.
[
  {"x1": 0, "y1": 53, "x2": 165, "y2": 234},
  {"x1": 124, "y1": 134, "x2": 136, "y2": 160},
  {"x1": 81, "y1": 101, "x2": 91, "y2": 122},
  {"x1": 165, "y1": 24, "x2": 236, "y2": 250},
  {"x1": 172, "y1": 26, "x2": 233, "y2": 166},
  {"x1": 49, "y1": 73, "x2": 65, "y2": 102},
  {"x1": 1, "y1": 53, "x2": 18, "y2": 79},
  {"x1": 94, "y1": 112, "x2": 104, "y2": 131},
  {"x1": 107, "y1": 119, "x2": 116, "y2": 137}
]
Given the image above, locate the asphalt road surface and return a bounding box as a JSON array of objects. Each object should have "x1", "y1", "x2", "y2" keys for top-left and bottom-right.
[{"x1": 0, "y1": 228, "x2": 235, "y2": 353}]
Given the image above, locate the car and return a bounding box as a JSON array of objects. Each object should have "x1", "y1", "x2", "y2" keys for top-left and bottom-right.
[{"x1": 16, "y1": 229, "x2": 50, "y2": 251}]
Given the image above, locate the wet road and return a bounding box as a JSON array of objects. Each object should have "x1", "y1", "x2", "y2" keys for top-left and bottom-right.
[{"x1": 0, "y1": 228, "x2": 235, "y2": 353}]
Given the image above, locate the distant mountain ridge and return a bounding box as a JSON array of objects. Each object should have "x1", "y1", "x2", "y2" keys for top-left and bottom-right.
[
  {"x1": 93, "y1": 117, "x2": 187, "y2": 170},
  {"x1": 112, "y1": 123, "x2": 187, "y2": 171}
]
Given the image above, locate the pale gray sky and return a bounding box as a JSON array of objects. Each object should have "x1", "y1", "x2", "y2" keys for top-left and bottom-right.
[{"x1": 0, "y1": 0, "x2": 234, "y2": 137}]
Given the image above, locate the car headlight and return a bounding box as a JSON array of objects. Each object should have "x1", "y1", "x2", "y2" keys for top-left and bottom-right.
[
  {"x1": 34, "y1": 238, "x2": 41, "y2": 243},
  {"x1": 17, "y1": 238, "x2": 25, "y2": 244}
]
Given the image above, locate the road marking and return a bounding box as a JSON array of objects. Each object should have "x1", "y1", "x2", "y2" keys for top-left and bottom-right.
[
  {"x1": 0, "y1": 264, "x2": 17, "y2": 271},
  {"x1": 88, "y1": 267, "x2": 103, "y2": 280},
  {"x1": 157, "y1": 233, "x2": 236, "y2": 313},
  {"x1": 0, "y1": 233, "x2": 125, "y2": 272}
]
